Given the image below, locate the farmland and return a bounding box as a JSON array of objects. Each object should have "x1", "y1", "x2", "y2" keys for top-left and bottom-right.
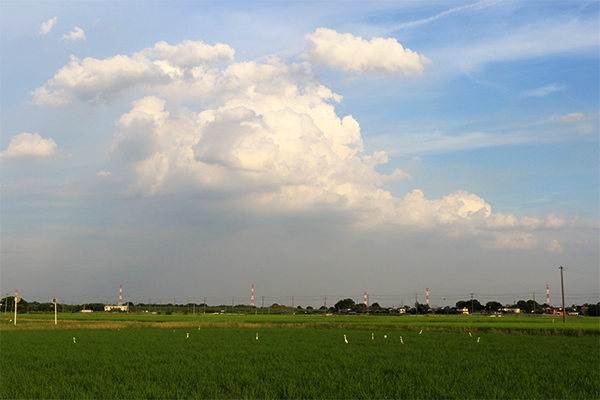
[{"x1": 1, "y1": 314, "x2": 598, "y2": 399}]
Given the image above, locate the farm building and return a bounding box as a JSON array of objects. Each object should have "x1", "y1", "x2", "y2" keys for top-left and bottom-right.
[{"x1": 104, "y1": 305, "x2": 128, "y2": 312}]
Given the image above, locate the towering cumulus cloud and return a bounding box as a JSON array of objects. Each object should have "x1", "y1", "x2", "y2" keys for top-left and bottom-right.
[{"x1": 30, "y1": 34, "x2": 567, "y2": 250}]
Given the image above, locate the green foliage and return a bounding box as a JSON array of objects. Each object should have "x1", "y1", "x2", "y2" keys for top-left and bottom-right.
[
  {"x1": 579, "y1": 303, "x2": 600, "y2": 316},
  {"x1": 2, "y1": 327, "x2": 598, "y2": 399},
  {"x1": 486, "y1": 301, "x2": 503, "y2": 312},
  {"x1": 334, "y1": 298, "x2": 355, "y2": 311},
  {"x1": 456, "y1": 299, "x2": 483, "y2": 313},
  {"x1": 1, "y1": 296, "x2": 29, "y2": 313},
  {"x1": 516, "y1": 299, "x2": 543, "y2": 313}
]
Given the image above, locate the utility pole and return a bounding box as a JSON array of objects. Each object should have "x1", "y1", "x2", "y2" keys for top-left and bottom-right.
[
  {"x1": 292, "y1": 296, "x2": 294, "y2": 310},
  {"x1": 232, "y1": 296, "x2": 234, "y2": 314},
  {"x1": 533, "y1": 292, "x2": 536, "y2": 314},
  {"x1": 560, "y1": 266, "x2": 566, "y2": 323},
  {"x1": 203, "y1": 297, "x2": 206, "y2": 314},
  {"x1": 470, "y1": 293, "x2": 474, "y2": 315},
  {"x1": 415, "y1": 294, "x2": 418, "y2": 315},
  {"x1": 262, "y1": 296, "x2": 264, "y2": 314}
]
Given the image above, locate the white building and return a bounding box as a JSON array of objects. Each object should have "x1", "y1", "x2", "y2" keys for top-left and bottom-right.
[{"x1": 104, "y1": 305, "x2": 128, "y2": 312}]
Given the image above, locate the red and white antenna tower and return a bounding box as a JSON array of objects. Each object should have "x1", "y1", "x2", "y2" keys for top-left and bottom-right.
[
  {"x1": 426, "y1": 288, "x2": 429, "y2": 306},
  {"x1": 364, "y1": 291, "x2": 367, "y2": 306},
  {"x1": 118, "y1": 285, "x2": 123, "y2": 306},
  {"x1": 546, "y1": 284, "x2": 550, "y2": 305},
  {"x1": 251, "y1": 284, "x2": 255, "y2": 307}
]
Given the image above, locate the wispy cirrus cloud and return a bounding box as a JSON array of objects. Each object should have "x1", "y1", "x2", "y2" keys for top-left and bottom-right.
[
  {"x1": 523, "y1": 83, "x2": 565, "y2": 97},
  {"x1": 432, "y1": 17, "x2": 598, "y2": 72},
  {"x1": 390, "y1": 0, "x2": 500, "y2": 31}
]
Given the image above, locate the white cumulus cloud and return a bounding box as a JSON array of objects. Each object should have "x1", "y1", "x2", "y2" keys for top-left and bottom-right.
[
  {"x1": 39, "y1": 17, "x2": 57, "y2": 35},
  {"x1": 31, "y1": 39, "x2": 235, "y2": 106},
  {"x1": 62, "y1": 27, "x2": 86, "y2": 41},
  {"x1": 1, "y1": 132, "x2": 57, "y2": 158},
  {"x1": 149, "y1": 39, "x2": 235, "y2": 68},
  {"x1": 32, "y1": 36, "x2": 571, "y2": 251},
  {"x1": 305, "y1": 28, "x2": 432, "y2": 75},
  {"x1": 546, "y1": 239, "x2": 564, "y2": 254}
]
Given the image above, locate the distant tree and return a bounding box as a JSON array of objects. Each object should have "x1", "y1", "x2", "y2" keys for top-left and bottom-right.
[
  {"x1": 370, "y1": 302, "x2": 381, "y2": 311},
  {"x1": 456, "y1": 299, "x2": 482, "y2": 313},
  {"x1": 296, "y1": 305, "x2": 303, "y2": 310},
  {"x1": 582, "y1": 303, "x2": 599, "y2": 316},
  {"x1": 334, "y1": 298, "x2": 355, "y2": 311},
  {"x1": 306, "y1": 306, "x2": 313, "y2": 310},
  {"x1": 353, "y1": 303, "x2": 366, "y2": 313},
  {"x1": 415, "y1": 302, "x2": 429, "y2": 314},
  {"x1": 319, "y1": 306, "x2": 327, "y2": 311},
  {"x1": 516, "y1": 300, "x2": 541, "y2": 313},
  {"x1": 1, "y1": 296, "x2": 29, "y2": 313},
  {"x1": 485, "y1": 301, "x2": 502, "y2": 312}
]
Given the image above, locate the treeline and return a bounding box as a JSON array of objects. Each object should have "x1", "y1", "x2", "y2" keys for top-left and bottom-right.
[{"x1": 1, "y1": 296, "x2": 599, "y2": 316}]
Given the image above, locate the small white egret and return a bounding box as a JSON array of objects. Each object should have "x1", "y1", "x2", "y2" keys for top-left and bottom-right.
[
  {"x1": 468, "y1": 332, "x2": 472, "y2": 337},
  {"x1": 256, "y1": 333, "x2": 259, "y2": 340},
  {"x1": 400, "y1": 336, "x2": 404, "y2": 344},
  {"x1": 419, "y1": 330, "x2": 423, "y2": 335},
  {"x1": 477, "y1": 337, "x2": 480, "y2": 343},
  {"x1": 384, "y1": 335, "x2": 387, "y2": 339},
  {"x1": 372, "y1": 333, "x2": 374, "y2": 340},
  {"x1": 344, "y1": 334, "x2": 348, "y2": 344},
  {"x1": 73, "y1": 337, "x2": 76, "y2": 344},
  {"x1": 186, "y1": 333, "x2": 189, "y2": 339}
]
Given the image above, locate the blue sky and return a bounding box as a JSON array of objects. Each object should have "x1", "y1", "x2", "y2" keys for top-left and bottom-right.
[{"x1": 1, "y1": 1, "x2": 598, "y2": 308}]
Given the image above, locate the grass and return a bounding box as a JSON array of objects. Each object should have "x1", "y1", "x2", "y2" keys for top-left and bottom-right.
[
  {"x1": 2, "y1": 312, "x2": 599, "y2": 336},
  {"x1": 1, "y1": 314, "x2": 599, "y2": 399}
]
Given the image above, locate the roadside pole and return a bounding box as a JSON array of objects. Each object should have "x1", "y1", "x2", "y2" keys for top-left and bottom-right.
[{"x1": 560, "y1": 266, "x2": 566, "y2": 323}]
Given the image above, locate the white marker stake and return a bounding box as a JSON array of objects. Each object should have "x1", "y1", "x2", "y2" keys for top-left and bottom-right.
[
  {"x1": 52, "y1": 297, "x2": 58, "y2": 325},
  {"x1": 14, "y1": 290, "x2": 17, "y2": 326}
]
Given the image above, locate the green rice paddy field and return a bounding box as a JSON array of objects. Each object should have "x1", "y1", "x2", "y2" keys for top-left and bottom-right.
[{"x1": 1, "y1": 314, "x2": 599, "y2": 399}]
